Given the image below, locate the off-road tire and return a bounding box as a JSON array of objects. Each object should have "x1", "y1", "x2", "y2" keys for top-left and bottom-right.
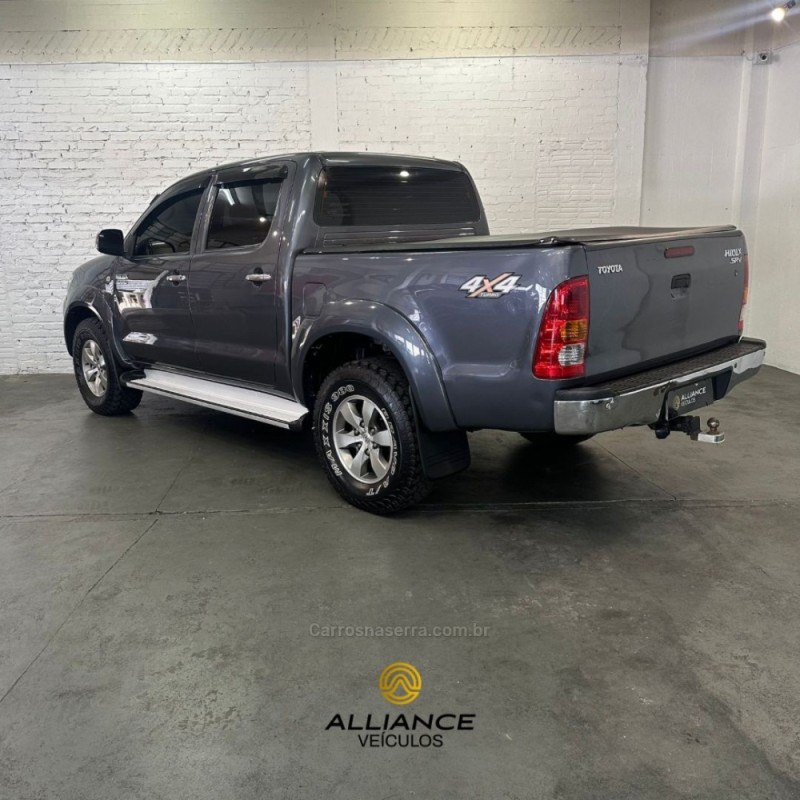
[
  {"x1": 72, "y1": 318, "x2": 142, "y2": 415},
  {"x1": 313, "y1": 358, "x2": 430, "y2": 514},
  {"x1": 519, "y1": 432, "x2": 594, "y2": 446}
]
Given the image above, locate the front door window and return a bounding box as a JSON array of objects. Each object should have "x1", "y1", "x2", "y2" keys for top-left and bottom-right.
[{"x1": 132, "y1": 189, "x2": 204, "y2": 257}]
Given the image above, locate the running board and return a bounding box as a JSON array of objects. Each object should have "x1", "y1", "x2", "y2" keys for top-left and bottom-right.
[{"x1": 124, "y1": 369, "x2": 308, "y2": 429}]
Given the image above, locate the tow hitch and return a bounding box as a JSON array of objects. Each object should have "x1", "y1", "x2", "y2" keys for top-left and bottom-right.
[{"x1": 651, "y1": 416, "x2": 725, "y2": 444}]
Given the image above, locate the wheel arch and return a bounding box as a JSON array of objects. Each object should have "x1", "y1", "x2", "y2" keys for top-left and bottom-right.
[
  {"x1": 64, "y1": 302, "x2": 103, "y2": 354},
  {"x1": 64, "y1": 296, "x2": 134, "y2": 368},
  {"x1": 293, "y1": 302, "x2": 456, "y2": 432}
]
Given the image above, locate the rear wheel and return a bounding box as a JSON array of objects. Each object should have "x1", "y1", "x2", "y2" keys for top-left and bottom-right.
[
  {"x1": 72, "y1": 318, "x2": 142, "y2": 415},
  {"x1": 519, "y1": 432, "x2": 594, "y2": 446},
  {"x1": 313, "y1": 358, "x2": 430, "y2": 514}
]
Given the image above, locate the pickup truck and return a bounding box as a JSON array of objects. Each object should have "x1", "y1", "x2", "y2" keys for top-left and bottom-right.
[{"x1": 64, "y1": 152, "x2": 766, "y2": 514}]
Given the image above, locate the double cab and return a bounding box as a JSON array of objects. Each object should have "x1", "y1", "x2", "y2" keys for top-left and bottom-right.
[{"x1": 64, "y1": 152, "x2": 766, "y2": 513}]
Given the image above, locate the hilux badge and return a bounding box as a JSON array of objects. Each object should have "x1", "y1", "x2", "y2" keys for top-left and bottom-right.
[{"x1": 725, "y1": 247, "x2": 743, "y2": 264}]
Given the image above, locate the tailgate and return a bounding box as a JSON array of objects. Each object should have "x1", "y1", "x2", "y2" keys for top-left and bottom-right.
[{"x1": 583, "y1": 229, "x2": 746, "y2": 377}]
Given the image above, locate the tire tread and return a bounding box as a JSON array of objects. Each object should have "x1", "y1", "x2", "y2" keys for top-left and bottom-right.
[
  {"x1": 73, "y1": 318, "x2": 142, "y2": 416},
  {"x1": 313, "y1": 357, "x2": 429, "y2": 514}
]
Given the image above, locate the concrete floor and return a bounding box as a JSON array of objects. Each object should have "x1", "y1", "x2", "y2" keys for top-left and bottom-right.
[{"x1": 0, "y1": 367, "x2": 799, "y2": 799}]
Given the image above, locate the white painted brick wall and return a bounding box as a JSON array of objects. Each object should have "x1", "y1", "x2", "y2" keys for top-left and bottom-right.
[
  {"x1": 0, "y1": 55, "x2": 641, "y2": 374},
  {"x1": 0, "y1": 62, "x2": 312, "y2": 373},
  {"x1": 0, "y1": 0, "x2": 650, "y2": 61},
  {"x1": 336, "y1": 57, "x2": 626, "y2": 234}
]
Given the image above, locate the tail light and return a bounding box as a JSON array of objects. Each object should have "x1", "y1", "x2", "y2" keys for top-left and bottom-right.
[
  {"x1": 738, "y1": 254, "x2": 749, "y2": 334},
  {"x1": 533, "y1": 276, "x2": 590, "y2": 379}
]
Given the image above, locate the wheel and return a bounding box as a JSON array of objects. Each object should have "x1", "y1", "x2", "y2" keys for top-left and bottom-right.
[
  {"x1": 72, "y1": 318, "x2": 142, "y2": 415},
  {"x1": 519, "y1": 432, "x2": 594, "y2": 446},
  {"x1": 313, "y1": 358, "x2": 430, "y2": 514}
]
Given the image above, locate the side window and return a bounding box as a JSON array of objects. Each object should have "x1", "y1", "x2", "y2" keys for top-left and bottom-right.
[
  {"x1": 206, "y1": 179, "x2": 283, "y2": 250},
  {"x1": 133, "y1": 189, "x2": 204, "y2": 257}
]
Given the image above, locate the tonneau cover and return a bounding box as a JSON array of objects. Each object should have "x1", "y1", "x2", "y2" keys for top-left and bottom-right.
[{"x1": 305, "y1": 225, "x2": 738, "y2": 254}]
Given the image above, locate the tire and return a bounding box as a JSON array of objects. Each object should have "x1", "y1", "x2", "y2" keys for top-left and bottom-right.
[
  {"x1": 313, "y1": 358, "x2": 430, "y2": 514},
  {"x1": 72, "y1": 318, "x2": 142, "y2": 416},
  {"x1": 519, "y1": 432, "x2": 594, "y2": 446}
]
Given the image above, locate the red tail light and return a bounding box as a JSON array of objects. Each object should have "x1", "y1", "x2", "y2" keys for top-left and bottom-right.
[
  {"x1": 738, "y1": 254, "x2": 749, "y2": 334},
  {"x1": 533, "y1": 276, "x2": 590, "y2": 379}
]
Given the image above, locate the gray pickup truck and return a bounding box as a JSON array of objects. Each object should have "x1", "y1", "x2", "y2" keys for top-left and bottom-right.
[{"x1": 64, "y1": 152, "x2": 766, "y2": 513}]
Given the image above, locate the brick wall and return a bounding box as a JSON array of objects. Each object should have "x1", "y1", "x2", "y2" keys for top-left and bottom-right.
[
  {"x1": 336, "y1": 58, "x2": 623, "y2": 234},
  {"x1": 0, "y1": 55, "x2": 641, "y2": 373},
  {"x1": 0, "y1": 0, "x2": 651, "y2": 61},
  {"x1": 0, "y1": 63, "x2": 312, "y2": 372}
]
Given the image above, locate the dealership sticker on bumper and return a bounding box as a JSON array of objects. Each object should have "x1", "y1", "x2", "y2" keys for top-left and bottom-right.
[{"x1": 666, "y1": 377, "x2": 716, "y2": 418}]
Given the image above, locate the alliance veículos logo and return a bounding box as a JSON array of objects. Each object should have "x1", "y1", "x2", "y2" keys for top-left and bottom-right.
[
  {"x1": 324, "y1": 662, "x2": 476, "y2": 749},
  {"x1": 379, "y1": 662, "x2": 422, "y2": 705}
]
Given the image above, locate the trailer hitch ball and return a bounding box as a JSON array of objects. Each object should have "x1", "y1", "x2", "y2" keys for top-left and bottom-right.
[
  {"x1": 651, "y1": 415, "x2": 725, "y2": 443},
  {"x1": 694, "y1": 417, "x2": 725, "y2": 444}
]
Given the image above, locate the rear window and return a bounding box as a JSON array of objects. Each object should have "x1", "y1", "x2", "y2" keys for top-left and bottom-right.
[{"x1": 315, "y1": 166, "x2": 480, "y2": 227}]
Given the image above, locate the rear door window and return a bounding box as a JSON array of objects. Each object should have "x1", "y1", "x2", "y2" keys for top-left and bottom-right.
[
  {"x1": 315, "y1": 166, "x2": 480, "y2": 227},
  {"x1": 206, "y1": 179, "x2": 284, "y2": 250}
]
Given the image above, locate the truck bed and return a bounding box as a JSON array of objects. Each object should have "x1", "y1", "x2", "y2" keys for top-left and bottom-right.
[{"x1": 295, "y1": 221, "x2": 748, "y2": 430}]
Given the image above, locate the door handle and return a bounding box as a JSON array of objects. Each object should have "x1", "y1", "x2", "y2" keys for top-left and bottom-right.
[
  {"x1": 246, "y1": 272, "x2": 272, "y2": 284},
  {"x1": 165, "y1": 272, "x2": 186, "y2": 284}
]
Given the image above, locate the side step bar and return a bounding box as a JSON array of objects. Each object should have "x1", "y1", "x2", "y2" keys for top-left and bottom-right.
[{"x1": 124, "y1": 369, "x2": 308, "y2": 429}]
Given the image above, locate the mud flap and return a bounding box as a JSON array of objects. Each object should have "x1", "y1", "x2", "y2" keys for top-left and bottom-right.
[{"x1": 415, "y1": 420, "x2": 471, "y2": 480}]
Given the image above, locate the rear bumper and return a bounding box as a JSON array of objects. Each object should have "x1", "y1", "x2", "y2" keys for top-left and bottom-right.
[{"x1": 553, "y1": 338, "x2": 766, "y2": 435}]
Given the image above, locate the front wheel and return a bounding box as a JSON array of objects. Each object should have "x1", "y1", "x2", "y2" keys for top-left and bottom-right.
[
  {"x1": 313, "y1": 358, "x2": 430, "y2": 514},
  {"x1": 72, "y1": 318, "x2": 142, "y2": 415}
]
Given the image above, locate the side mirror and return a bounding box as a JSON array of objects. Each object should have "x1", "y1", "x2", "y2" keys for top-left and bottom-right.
[{"x1": 96, "y1": 229, "x2": 125, "y2": 256}]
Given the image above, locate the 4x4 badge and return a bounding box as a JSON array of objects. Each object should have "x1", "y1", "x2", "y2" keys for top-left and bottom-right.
[{"x1": 459, "y1": 273, "x2": 521, "y2": 298}]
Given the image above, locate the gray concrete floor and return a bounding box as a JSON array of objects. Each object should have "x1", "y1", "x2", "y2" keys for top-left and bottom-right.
[{"x1": 0, "y1": 367, "x2": 799, "y2": 799}]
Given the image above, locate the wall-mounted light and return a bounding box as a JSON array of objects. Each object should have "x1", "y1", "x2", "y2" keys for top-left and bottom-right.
[{"x1": 771, "y1": 0, "x2": 796, "y2": 21}]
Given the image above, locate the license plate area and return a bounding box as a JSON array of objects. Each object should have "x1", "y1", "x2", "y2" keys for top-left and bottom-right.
[{"x1": 665, "y1": 377, "x2": 715, "y2": 418}]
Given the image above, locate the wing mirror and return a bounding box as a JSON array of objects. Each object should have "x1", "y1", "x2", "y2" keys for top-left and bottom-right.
[{"x1": 96, "y1": 229, "x2": 125, "y2": 256}]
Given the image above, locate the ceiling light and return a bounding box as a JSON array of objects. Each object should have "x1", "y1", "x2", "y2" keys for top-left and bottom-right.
[{"x1": 771, "y1": 1, "x2": 796, "y2": 21}]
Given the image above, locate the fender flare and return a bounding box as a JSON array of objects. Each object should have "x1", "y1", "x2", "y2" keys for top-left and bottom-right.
[
  {"x1": 292, "y1": 300, "x2": 457, "y2": 432},
  {"x1": 63, "y1": 299, "x2": 102, "y2": 349},
  {"x1": 64, "y1": 291, "x2": 134, "y2": 368}
]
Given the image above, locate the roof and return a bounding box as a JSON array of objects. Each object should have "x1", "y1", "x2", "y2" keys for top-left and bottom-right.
[{"x1": 178, "y1": 151, "x2": 464, "y2": 185}]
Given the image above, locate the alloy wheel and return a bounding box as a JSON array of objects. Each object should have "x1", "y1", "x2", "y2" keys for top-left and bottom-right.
[
  {"x1": 332, "y1": 394, "x2": 394, "y2": 483},
  {"x1": 81, "y1": 339, "x2": 108, "y2": 397}
]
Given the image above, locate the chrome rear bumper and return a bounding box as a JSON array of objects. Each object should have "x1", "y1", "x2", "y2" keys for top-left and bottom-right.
[{"x1": 553, "y1": 338, "x2": 766, "y2": 435}]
